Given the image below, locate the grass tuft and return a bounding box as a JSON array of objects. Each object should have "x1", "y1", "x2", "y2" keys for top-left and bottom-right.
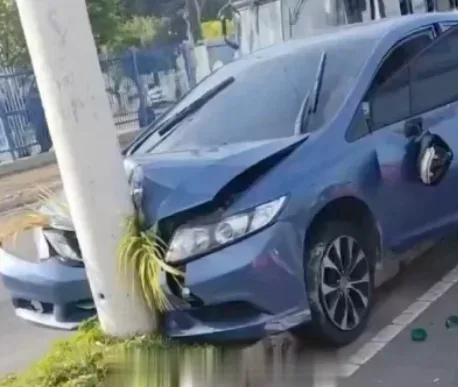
[
  {"x1": 118, "y1": 216, "x2": 183, "y2": 313},
  {"x1": 0, "y1": 186, "x2": 66, "y2": 246}
]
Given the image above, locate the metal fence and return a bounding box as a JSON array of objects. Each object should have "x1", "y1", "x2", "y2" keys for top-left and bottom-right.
[{"x1": 0, "y1": 43, "x2": 194, "y2": 163}]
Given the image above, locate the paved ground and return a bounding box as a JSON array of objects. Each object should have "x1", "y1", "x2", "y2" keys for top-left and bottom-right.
[
  {"x1": 342, "y1": 283, "x2": 458, "y2": 387},
  {"x1": 337, "y1": 235, "x2": 458, "y2": 387},
  {"x1": 0, "y1": 287, "x2": 69, "y2": 376}
]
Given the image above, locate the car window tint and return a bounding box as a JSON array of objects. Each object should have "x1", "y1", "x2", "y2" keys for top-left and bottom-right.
[
  {"x1": 369, "y1": 31, "x2": 433, "y2": 131},
  {"x1": 374, "y1": 32, "x2": 433, "y2": 90},
  {"x1": 346, "y1": 105, "x2": 369, "y2": 142},
  {"x1": 440, "y1": 23, "x2": 457, "y2": 32},
  {"x1": 371, "y1": 65, "x2": 410, "y2": 129},
  {"x1": 410, "y1": 26, "x2": 458, "y2": 116}
]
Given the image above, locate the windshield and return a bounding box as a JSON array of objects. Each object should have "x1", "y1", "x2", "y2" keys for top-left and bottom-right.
[{"x1": 134, "y1": 34, "x2": 375, "y2": 155}]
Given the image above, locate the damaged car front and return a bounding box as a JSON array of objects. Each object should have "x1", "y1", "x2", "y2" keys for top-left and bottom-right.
[
  {"x1": 0, "y1": 29, "x2": 374, "y2": 344},
  {"x1": 0, "y1": 194, "x2": 94, "y2": 329}
]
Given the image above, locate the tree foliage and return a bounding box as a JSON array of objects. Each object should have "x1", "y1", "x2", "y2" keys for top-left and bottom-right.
[
  {"x1": 0, "y1": 0, "x2": 125, "y2": 67},
  {"x1": 87, "y1": 0, "x2": 123, "y2": 50},
  {"x1": 109, "y1": 15, "x2": 162, "y2": 52},
  {"x1": 0, "y1": 0, "x2": 29, "y2": 68},
  {"x1": 0, "y1": 0, "x2": 230, "y2": 68}
]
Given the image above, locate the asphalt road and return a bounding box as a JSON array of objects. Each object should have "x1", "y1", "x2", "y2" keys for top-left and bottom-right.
[
  {"x1": 338, "y1": 236, "x2": 458, "y2": 387},
  {"x1": 0, "y1": 233, "x2": 458, "y2": 383},
  {"x1": 342, "y1": 282, "x2": 458, "y2": 387}
]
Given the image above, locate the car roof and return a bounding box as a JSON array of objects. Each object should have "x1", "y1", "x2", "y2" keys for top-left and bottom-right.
[{"x1": 250, "y1": 12, "x2": 458, "y2": 60}]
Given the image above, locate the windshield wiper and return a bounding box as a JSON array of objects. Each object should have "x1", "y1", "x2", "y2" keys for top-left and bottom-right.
[
  {"x1": 128, "y1": 76, "x2": 235, "y2": 154},
  {"x1": 157, "y1": 76, "x2": 235, "y2": 137},
  {"x1": 294, "y1": 51, "x2": 327, "y2": 134}
]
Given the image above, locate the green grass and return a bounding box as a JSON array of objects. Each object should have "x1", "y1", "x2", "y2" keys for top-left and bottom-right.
[
  {"x1": 0, "y1": 318, "x2": 238, "y2": 387},
  {"x1": 0, "y1": 318, "x2": 181, "y2": 387},
  {"x1": 118, "y1": 217, "x2": 183, "y2": 313}
]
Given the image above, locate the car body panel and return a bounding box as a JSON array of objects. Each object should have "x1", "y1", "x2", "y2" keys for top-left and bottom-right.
[
  {"x1": 160, "y1": 220, "x2": 311, "y2": 341},
  {"x1": 130, "y1": 136, "x2": 308, "y2": 223}
]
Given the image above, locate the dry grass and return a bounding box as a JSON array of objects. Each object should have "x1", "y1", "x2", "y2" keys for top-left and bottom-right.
[{"x1": 0, "y1": 186, "x2": 65, "y2": 246}]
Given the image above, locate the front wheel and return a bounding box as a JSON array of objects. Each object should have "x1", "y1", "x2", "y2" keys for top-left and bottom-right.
[{"x1": 303, "y1": 221, "x2": 375, "y2": 347}]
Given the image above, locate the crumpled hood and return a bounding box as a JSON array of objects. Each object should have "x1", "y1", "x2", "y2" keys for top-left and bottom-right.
[
  {"x1": 127, "y1": 136, "x2": 307, "y2": 222},
  {"x1": 40, "y1": 136, "x2": 307, "y2": 228}
]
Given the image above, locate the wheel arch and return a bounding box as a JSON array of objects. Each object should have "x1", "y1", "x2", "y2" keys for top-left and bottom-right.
[{"x1": 305, "y1": 196, "x2": 383, "y2": 263}]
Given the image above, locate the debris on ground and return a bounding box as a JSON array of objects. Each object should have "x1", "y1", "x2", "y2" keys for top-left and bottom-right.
[
  {"x1": 445, "y1": 315, "x2": 458, "y2": 329},
  {"x1": 411, "y1": 328, "x2": 427, "y2": 342}
]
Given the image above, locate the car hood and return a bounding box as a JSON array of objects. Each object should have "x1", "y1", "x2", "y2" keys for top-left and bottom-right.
[
  {"x1": 40, "y1": 136, "x2": 307, "y2": 229},
  {"x1": 127, "y1": 136, "x2": 307, "y2": 223}
]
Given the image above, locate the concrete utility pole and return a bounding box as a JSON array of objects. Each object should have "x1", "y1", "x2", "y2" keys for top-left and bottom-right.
[{"x1": 15, "y1": 0, "x2": 155, "y2": 336}]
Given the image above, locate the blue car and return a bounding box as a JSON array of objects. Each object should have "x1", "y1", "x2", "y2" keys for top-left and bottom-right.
[{"x1": 1, "y1": 13, "x2": 458, "y2": 347}]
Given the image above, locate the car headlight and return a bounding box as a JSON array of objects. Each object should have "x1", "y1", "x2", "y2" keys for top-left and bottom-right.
[{"x1": 165, "y1": 196, "x2": 287, "y2": 264}]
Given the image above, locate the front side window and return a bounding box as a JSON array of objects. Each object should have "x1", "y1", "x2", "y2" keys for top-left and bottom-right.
[
  {"x1": 369, "y1": 30, "x2": 434, "y2": 130},
  {"x1": 410, "y1": 26, "x2": 458, "y2": 116}
]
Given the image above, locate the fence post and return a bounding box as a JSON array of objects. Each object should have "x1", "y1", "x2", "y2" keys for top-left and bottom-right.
[
  {"x1": 0, "y1": 102, "x2": 16, "y2": 160},
  {"x1": 181, "y1": 42, "x2": 197, "y2": 88},
  {"x1": 131, "y1": 47, "x2": 147, "y2": 128}
]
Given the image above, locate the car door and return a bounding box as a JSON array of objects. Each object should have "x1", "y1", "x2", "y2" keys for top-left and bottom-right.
[
  {"x1": 363, "y1": 27, "x2": 439, "y2": 251},
  {"x1": 403, "y1": 24, "x2": 458, "y2": 241}
]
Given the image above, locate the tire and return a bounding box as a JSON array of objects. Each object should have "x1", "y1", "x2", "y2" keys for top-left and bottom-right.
[{"x1": 302, "y1": 220, "x2": 375, "y2": 347}]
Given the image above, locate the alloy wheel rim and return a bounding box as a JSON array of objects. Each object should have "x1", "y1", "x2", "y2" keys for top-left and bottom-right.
[{"x1": 319, "y1": 235, "x2": 371, "y2": 331}]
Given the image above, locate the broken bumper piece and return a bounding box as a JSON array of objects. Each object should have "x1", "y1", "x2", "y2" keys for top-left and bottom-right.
[{"x1": 0, "y1": 247, "x2": 95, "y2": 330}]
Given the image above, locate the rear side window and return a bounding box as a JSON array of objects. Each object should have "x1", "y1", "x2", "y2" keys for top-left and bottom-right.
[{"x1": 410, "y1": 26, "x2": 458, "y2": 116}]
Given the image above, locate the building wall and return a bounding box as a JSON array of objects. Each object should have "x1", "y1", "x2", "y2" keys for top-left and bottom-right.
[{"x1": 235, "y1": 0, "x2": 455, "y2": 56}]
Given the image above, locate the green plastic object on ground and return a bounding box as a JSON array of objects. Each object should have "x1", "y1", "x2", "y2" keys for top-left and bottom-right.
[
  {"x1": 445, "y1": 315, "x2": 458, "y2": 329},
  {"x1": 411, "y1": 328, "x2": 427, "y2": 342}
]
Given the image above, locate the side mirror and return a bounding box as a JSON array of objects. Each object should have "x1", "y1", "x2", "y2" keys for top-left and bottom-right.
[{"x1": 417, "y1": 131, "x2": 453, "y2": 186}]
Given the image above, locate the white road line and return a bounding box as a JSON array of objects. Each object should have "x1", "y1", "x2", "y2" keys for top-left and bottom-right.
[{"x1": 340, "y1": 262, "x2": 458, "y2": 378}]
